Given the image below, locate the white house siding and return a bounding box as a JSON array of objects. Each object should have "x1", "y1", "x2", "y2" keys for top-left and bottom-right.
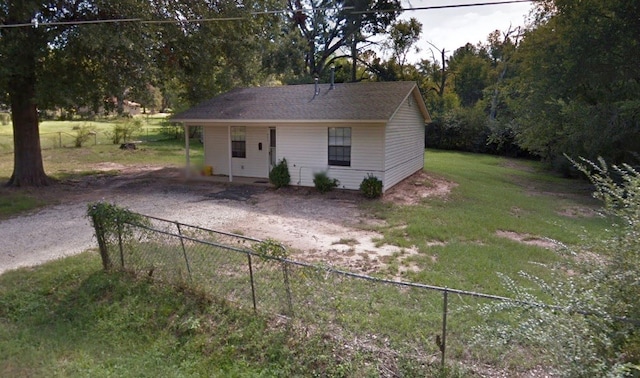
[
  {"x1": 202, "y1": 126, "x2": 229, "y2": 175},
  {"x1": 277, "y1": 123, "x2": 385, "y2": 190},
  {"x1": 383, "y1": 97, "x2": 426, "y2": 191},
  {"x1": 231, "y1": 126, "x2": 269, "y2": 178},
  {"x1": 202, "y1": 126, "x2": 269, "y2": 178}
]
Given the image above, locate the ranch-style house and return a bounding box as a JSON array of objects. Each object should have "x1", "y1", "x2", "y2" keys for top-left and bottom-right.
[{"x1": 172, "y1": 80, "x2": 431, "y2": 192}]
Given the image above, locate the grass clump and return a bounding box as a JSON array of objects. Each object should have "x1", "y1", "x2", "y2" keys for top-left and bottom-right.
[
  {"x1": 110, "y1": 118, "x2": 143, "y2": 144},
  {"x1": 74, "y1": 123, "x2": 94, "y2": 147},
  {"x1": 0, "y1": 190, "x2": 46, "y2": 219}
]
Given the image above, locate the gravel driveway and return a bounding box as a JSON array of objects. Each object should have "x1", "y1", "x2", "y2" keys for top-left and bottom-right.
[
  {"x1": 1, "y1": 166, "x2": 445, "y2": 276},
  {"x1": 0, "y1": 167, "x2": 247, "y2": 274}
]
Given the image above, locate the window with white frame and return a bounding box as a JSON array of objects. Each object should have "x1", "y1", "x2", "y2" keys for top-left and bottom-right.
[
  {"x1": 231, "y1": 127, "x2": 246, "y2": 158},
  {"x1": 328, "y1": 127, "x2": 351, "y2": 166}
]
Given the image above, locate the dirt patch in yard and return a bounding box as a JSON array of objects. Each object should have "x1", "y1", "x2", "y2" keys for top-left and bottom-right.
[
  {"x1": 383, "y1": 171, "x2": 457, "y2": 205},
  {"x1": 225, "y1": 185, "x2": 422, "y2": 275},
  {"x1": 557, "y1": 206, "x2": 600, "y2": 218},
  {"x1": 496, "y1": 230, "x2": 561, "y2": 250}
]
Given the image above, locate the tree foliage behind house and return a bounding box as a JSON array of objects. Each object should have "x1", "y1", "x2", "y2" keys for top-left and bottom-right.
[
  {"x1": 419, "y1": 0, "x2": 640, "y2": 170},
  {"x1": 506, "y1": 0, "x2": 640, "y2": 172},
  {"x1": 288, "y1": 0, "x2": 401, "y2": 80}
]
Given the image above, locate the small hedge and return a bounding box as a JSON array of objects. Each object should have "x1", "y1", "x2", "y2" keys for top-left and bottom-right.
[
  {"x1": 313, "y1": 172, "x2": 339, "y2": 193},
  {"x1": 269, "y1": 158, "x2": 291, "y2": 188},
  {"x1": 360, "y1": 174, "x2": 383, "y2": 198},
  {"x1": 87, "y1": 202, "x2": 149, "y2": 270}
]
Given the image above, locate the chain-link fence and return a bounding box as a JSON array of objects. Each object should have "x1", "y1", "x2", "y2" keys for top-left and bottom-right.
[
  {"x1": 0, "y1": 132, "x2": 94, "y2": 153},
  {"x1": 91, "y1": 211, "x2": 545, "y2": 371},
  {"x1": 0, "y1": 127, "x2": 174, "y2": 154}
]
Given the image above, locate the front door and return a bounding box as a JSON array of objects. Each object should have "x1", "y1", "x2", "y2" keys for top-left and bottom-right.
[{"x1": 269, "y1": 127, "x2": 276, "y2": 171}]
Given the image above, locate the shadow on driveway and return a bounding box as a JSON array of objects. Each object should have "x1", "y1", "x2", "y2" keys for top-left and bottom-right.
[{"x1": 205, "y1": 185, "x2": 267, "y2": 201}]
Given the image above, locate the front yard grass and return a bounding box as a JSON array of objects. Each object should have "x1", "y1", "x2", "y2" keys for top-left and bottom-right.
[
  {"x1": 0, "y1": 144, "x2": 614, "y2": 375},
  {"x1": 367, "y1": 150, "x2": 608, "y2": 294}
]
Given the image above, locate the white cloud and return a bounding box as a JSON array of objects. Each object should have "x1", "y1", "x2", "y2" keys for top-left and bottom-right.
[{"x1": 398, "y1": 1, "x2": 533, "y2": 62}]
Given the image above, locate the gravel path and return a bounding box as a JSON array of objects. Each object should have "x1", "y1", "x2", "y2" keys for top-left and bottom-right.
[
  {"x1": 0, "y1": 202, "x2": 93, "y2": 273},
  {"x1": 0, "y1": 166, "x2": 437, "y2": 276},
  {"x1": 0, "y1": 168, "x2": 253, "y2": 274}
]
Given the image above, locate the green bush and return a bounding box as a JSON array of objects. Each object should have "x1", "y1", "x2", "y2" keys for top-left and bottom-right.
[
  {"x1": 255, "y1": 238, "x2": 288, "y2": 260},
  {"x1": 313, "y1": 172, "x2": 339, "y2": 193},
  {"x1": 269, "y1": 158, "x2": 291, "y2": 189},
  {"x1": 1, "y1": 112, "x2": 10, "y2": 125},
  {"x1": 86, "y1": 202, "x2": 149, "y2": 270},
  {"x1": 359, "y1": 174, "x2": 383, "y2": 198},
  {"x1": 74, "y1": 123, "x2": 94, "y2": 147},
  {"x1": 110, "y1": 118, "x2": 143, "y2": 144}
]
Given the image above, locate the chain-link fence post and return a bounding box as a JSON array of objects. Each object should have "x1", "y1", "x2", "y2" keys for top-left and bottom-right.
[
  {"x1": 175, "y1": 222, "x2": 192, "y2": 281},
  {"x1": 282, "y1": 263, "x2": 293, "y2": 317},
  {"x1": 440, "y1": 287, "x2": 448, "y2": 368},
  {"x1": 117, "y1": 220, "x2": 125, "y2": 269},
  {"x1": 90, "y1": 213, "x2": 111, "y2": 270},
  {"x1": 247, "y1": 254, "x2": 257, "y2": 313}
]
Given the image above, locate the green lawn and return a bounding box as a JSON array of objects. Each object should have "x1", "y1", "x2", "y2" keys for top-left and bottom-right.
[
  {"x1": 0, "y1": 145, "x2": 612, "y2": 376},
  {"x1": 367, "y1": 150, "x2": 607, "y2": 294},
  {"x1": 0, "y1": 115, "x2": 203, "y2": 220},
  {"x1": 0, "y1": 254, "x2": 328, "y2": 377}
]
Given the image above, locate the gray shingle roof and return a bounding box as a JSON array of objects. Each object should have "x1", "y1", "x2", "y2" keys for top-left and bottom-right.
[{"x1": 172, "y1": 81, "x2": 428, "y2": 122}]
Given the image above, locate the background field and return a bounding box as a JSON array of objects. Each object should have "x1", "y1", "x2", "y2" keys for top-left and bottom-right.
[{"x1": 0, "y1": 115, "x2": 203, "y2": 182}]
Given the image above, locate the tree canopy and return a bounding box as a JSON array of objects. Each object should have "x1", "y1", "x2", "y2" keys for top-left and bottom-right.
[
  {"x1": 288, "y1": 0, "x2": 401, "y2": 79},
  {"x1": 420, "y1": 0, "x2": 639, "y2": 169},
  {"x1": 508, "y1": 0, "x2": 640, "y2": 170},
  {"x1": 0, "y1": 0, "x2": 283, "y2": 186},
  {"x1": 2, "y1": 0, "x2": 639, "y2": 187}
]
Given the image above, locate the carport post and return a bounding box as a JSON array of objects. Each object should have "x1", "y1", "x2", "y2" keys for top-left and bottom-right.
[
  {"x1": 228, "y1": 125, "x2": 233, "y2": 182},
  {"x1": 184, "y1": 124, "x2": 191, "y2": 178}
]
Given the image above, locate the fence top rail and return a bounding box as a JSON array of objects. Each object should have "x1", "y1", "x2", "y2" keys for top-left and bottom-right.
[
  {"x1": 124, "y1": 220, "x2": 259, "y2": 256},
  {"x1": 122, "y1": 214, "x2": 640, "y2": 325},
  {"x1": 122, "y1": 219, "x2": 535, "y2": 303},
  {"x1": 138, "y1": 213, "x2": 265, "y2": 244}
]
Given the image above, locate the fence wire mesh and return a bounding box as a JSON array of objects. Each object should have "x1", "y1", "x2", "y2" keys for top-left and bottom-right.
[{"x1": 97, "y1": 212, "x2": 575, "y2": 371}]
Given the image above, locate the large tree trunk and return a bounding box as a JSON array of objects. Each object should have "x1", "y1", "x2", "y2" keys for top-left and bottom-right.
[
  {"x1": 6, "y1": 30, "x2": 50, "y2": 187},
  {"x1": 7, "y1": 80, "x2": 50, "y2": 187}
]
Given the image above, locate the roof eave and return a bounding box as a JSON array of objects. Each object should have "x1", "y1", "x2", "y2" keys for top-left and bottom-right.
[
  {"x1": 414, "y1": 88, "x2": 432, "y2": 123},
  {"x1": 386, "y1": 83, "x2": 431, "y2": 124}
]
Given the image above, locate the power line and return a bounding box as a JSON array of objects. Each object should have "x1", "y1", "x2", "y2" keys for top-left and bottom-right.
[
  {"x1": 1, "y1": 18, "x2": 142, "y2": 28},
  {"x1": 356, "y1": 0, "x2": 533, "y2": 14},
  {"x1": 0, "y1": 1, "x2": 533, "y2": 29}
]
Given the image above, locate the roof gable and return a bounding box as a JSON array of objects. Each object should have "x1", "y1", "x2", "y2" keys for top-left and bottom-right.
[{"x1": 172, "y1": 81, "x2": 430, "y2": 123}]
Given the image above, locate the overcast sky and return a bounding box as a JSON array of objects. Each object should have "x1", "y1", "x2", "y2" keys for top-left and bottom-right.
[{"x1": 397, "y1": 0, "x2": 535, "y2": 62}]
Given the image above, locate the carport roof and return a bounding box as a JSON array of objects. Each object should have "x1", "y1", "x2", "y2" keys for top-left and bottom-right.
[{"x1": 171, "y1": 81, "x2": 430, "y2": 123}]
